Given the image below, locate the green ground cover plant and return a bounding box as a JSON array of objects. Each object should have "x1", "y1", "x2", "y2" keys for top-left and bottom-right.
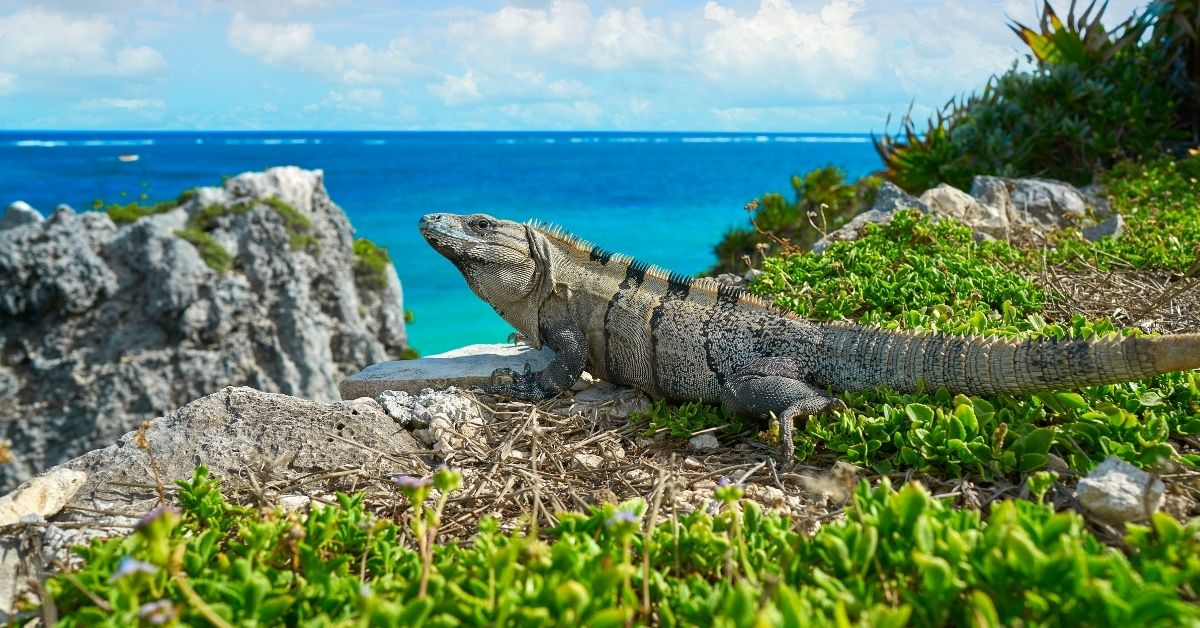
[
  {"x1": 710, "y1": 166, "x2": 880, "y2": 275},
  {"x1": 38, "y1": 468, "x2": 1200, "y2": 626},
  {"x1": 1048, "y1": 157, "x2": 1200, "y2": 271}
]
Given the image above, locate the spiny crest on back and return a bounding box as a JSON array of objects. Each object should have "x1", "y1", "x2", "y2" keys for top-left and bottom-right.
[{"x1": 525, "y1": 219, "x2": 793, "y2": 316}]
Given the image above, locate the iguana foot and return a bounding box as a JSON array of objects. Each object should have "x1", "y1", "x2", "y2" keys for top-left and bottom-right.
[
  {"x1": 775, "y1": 397, "x2": 847, "y2": 466},
  {"x1": 722, "y1": 358, "x2": 846, "y2": 467},
  {"x1": 485, "y1": 364, "x2": 547, "y2": 401}
]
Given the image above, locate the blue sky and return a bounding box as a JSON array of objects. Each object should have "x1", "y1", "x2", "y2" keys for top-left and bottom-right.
[{"x1": 0, "y1": 0, "x2": 1146, "y2": 131}]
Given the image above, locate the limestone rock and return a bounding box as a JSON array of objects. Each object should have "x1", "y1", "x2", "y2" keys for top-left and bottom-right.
[
  {"x1": 0, "y1": 467, "x2": 86, "y2": 527},
  {"x1": 811, "y1": 209, "x2": 895, "y2": 253},
  {"x1": 871, "y1": 181, "x2": 927, "y2": 213},
  {"x1": 0, "y1": 201, "x2": 42, "y2": 230},
  {"x1": 0, "y1": 167, "x2": 411, "y2": 491},
  {"x1": 971, "y1": 175, "x2": 1088, "y2": 235},
  {"x1": 1076, "y1": 456, "x2": 1164, "y2": 525},
  {"x1": 341, "y1": 344, "x2": 555, "y2": 400},
  {"x1": 0, "y1": 387, "x2": 427, "y2": 616},
  {"x1": 921, "y1": 183, "x2": 1008, "y2": 238},
  {"x1": 688, "y1": 433, "x2": 720, "y2": 451},
  {"x1": 811, "y1": 182, "x2": 927, "y2": 252},
  {"x1": 570, "y1": 380, "x2": 652, "y2": 418},
  {"x1": 1082, "y1": 214, "x2": 1126, "y2": 242}
]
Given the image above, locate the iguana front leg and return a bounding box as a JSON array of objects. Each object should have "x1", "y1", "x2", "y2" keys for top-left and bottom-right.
[
  {"x1": 721, "y1": 357, "x2": 846, "y2": 466},
  {"x1": 486, "y1": 315, "x2": 587, "y2": 401}
]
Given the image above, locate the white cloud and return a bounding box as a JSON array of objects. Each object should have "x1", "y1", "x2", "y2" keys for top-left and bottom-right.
[
  {"x1": 699, "y1": 0, "x2": 877, "y2": 102},
  {"x1": 446, "y1": 0, "x2": 685, "y2": 72},
  {"x1": 227, "y1": 11, "x2": 425, "y2": 85},
  {"x1": 0, "y1": 9, "x2": 167, "y2": 79},
  {"x1": 499, "y1": 99, "x2": 605, "y2": 127},
  {"x1": 429, "y1": 70, "x2": 482, "y2": 105},
  {"x1": 78, "y1": 97, "x2": 165, "y2": 111}
]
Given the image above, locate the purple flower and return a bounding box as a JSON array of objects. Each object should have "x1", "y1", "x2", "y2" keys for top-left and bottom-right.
[
  {"x1": 138, "y1": 599, "x2": 176, "y2": 624},
  {"x1": 607, "y1": 510, "x2": 639, "y2": 528},
  {"x1": 110, "y1": 556, "x2": 158, "y2": 582},
  {"x1": 135, "y1": 506, "x2": 178, "y2": 530},
  {"x1": 717, "y1": 476, "x2": 744, "y2": 489},
  {"x1": 392, "y1": 475, "x2": 433, "y2": 490}
]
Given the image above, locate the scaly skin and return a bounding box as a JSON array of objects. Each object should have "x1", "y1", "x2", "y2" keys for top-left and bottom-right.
[{"x1": 420, "y1": 213, "x2": 1200, "y2": 465}]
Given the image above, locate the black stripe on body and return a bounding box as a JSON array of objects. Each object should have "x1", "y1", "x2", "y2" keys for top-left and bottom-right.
[
  {"x1": 590, "y1": 245, "x2": 614, "y2": 265},
  {"x1": 602, "y1": 261, "x2": 649, "y2": 381},
  {"x1": 649, "y1": 275, "x2": 693, "y2": 396},
  {"x1": 716, "y1": 284, "x2": 742, "y2": 307},
  {"x1": 666, "y1": 272, "x2": 694, "y2": 298}
]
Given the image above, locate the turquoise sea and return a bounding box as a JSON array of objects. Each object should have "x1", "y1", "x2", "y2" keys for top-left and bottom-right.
[{"x1": 0, "y1": 131, "x2": 881, "y2": 354}]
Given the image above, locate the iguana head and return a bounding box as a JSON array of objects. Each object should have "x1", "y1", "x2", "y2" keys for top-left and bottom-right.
[{"x1": 419, "y1": 213, "x2": 557, "y2": 347}]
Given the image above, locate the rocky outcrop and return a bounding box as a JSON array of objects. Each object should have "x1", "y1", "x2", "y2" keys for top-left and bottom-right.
[
  {"x1": 0, "y1": 387, "x2": 427, "y2": 615},
  {"x1": 0, "y1": 167, "x2": 410, "y2": 490},
  {"x1": 812, "y1": 176, "x2": 1118, "y2": 251}
]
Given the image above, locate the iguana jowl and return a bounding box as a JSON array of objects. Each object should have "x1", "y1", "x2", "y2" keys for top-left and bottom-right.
[{"x1": 420, "y1": 213, "x2": 1200, "y2": 464}]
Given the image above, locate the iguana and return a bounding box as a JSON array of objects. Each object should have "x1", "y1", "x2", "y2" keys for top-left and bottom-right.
[{"x1": 420, "y1": 212, "x2": 1200, "y2": 464}]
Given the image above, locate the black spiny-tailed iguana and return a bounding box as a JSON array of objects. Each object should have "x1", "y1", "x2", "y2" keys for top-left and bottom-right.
[{"x1": 420, "y1": 212, "x2": 1200, "y2": 464}]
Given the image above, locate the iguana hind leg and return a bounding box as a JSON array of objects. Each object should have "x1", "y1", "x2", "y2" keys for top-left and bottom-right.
[{"x1": 721, "y1": 358, "x2": 846, "y2": 466}]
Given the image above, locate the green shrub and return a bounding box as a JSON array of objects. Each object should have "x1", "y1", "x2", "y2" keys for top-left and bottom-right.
[
  {"x1": 353, "y1": 238, "x2": 391, "y2": 289},
  {"x1": 877, "y1": 1, "x2": 1180, "y2": 191},
  {"x1": 174, "y1": 229, "x2": 231, "y2": 273},
  {"x1": 710, "y1": 166, "x2": 881, "y2": 274}
]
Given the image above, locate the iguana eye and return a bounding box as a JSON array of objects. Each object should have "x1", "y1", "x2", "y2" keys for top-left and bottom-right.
[{"x1": 474, "y1": 218, "x2": 492, "y2": 230}]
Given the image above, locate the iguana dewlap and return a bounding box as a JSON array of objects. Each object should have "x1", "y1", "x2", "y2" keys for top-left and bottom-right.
[{"x1": 420, "y1": 212, "x2": 1200, "y2": 464}]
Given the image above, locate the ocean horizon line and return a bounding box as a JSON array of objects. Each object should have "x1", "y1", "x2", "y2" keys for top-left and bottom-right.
[{"x1": 1, "y1": 130, "x2": 876, "y2": 149}]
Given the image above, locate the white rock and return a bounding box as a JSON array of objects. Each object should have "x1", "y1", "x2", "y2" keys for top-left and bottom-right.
[
  {"x1": 921, "y1": 183, "x2": 1009, "y2": 237},
  {"x1": 682, "y1": 457, "x2": 704, "y2": 470},
  {"x1": 573, "y1": 453, "x2": 603, "y2": 469},
  {"x1": 688, "y1": 433, "x2": 720, "y2": 450},
  {"x1": 1076, "y1": 456, "x2": 1164, "y2": 525},
  {"x1": 0, "y1": 201, "x2": 43, "y2": 230},
  {"x1": 341, "y1": 344, "x2": 554, "y2": 400},
  {"x1": 0, "y1": 467, "x2": 86, "y2": 527},
  {"x1": 277, "y1": 495, "x2": 312, "y2": 512},
  {"x1": 971, "y1": 175, "x2": 1088, "y2": 235},
  {"x1": 570, "y1": 381, "x2": 652, "y2": 418}
]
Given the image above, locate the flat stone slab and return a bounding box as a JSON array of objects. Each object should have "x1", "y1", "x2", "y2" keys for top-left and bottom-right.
[{"x1": 340, "y1": 343, "x2": 556, "y2": 400}]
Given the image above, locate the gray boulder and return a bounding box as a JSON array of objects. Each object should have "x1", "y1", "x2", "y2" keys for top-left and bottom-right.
[
  {"x1": 971, "y1": 176, "x2": 1090, "y2": 235},
  {"x1": 0, "y1": 167, "x2": 411, "y2": 490},
  {"x1": 0, "y1": 387, "x2": 427, "y2": 616},
  {"x1": 871, "y1": 181, "x2": 927, "y2": 213},
  {"x1": 0, "y1": 201, "x2": 42, "y2": 230},
  {"x1": 812, "y1": 209, "x2": 895, "y2": 253}
]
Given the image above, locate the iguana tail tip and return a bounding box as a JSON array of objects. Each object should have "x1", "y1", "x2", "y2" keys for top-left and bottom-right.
[{"x1": 1150, "y1": 332, "x2": 1200, "y2": 375}]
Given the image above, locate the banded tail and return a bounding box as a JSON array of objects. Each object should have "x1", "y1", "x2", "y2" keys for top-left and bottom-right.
[{"x1": 819, "y1": 326, "x2": 1200, "y2": 395}]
